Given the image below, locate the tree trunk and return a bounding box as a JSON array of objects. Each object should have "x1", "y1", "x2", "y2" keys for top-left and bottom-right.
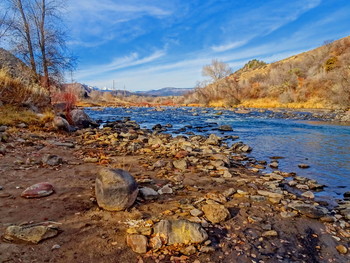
[{"x1": 15, "y1": 0, "x2": 37, "y2": 75}]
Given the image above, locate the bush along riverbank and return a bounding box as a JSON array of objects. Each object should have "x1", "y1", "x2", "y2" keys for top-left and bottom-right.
[{"x1": 0, "y1": 113, "x2": 350, "y2": 263}]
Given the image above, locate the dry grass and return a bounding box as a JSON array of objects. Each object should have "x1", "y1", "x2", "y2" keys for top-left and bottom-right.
[
  {"x1": 239, "y1": 98, "x2": 330, "y2": 109},
  {"x1": 0, "y1": 105, "x2": 39, "y2": 126},
  {"x1": 0, "y1": 68, "x2": 50, "y2": 107}
]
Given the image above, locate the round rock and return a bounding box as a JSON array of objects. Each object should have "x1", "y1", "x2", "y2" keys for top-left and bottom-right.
[{"x1": 95, "y1": 168, "x2": 138, "y2": 211}]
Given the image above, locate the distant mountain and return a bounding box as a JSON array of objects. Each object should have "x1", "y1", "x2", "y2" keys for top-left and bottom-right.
[{"x1": 136, "y1": 87, "x2": 193, "y2": 96}]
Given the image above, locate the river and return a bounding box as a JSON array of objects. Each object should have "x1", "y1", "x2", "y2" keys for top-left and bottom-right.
[{"x1": 85, "y1": 107, "x2": 350, "y2": 199}]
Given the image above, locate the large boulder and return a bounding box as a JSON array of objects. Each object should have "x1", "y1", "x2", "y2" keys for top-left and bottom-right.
[
  {"x1": 153, "y1": 220, "x2": 208, "y2": 245},
  {"x1": 95, "y1": 168, "x2": 138, "y2": 211},
  {"x1": 70, "y1": 109, "x2": 98, "y2": 128},
  {"x1": 53, "y1": 116, "x2": 72, "y2": 132}
]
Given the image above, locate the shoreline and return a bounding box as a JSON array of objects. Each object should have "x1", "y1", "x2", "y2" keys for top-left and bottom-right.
[{"x1": 0, "y1": 116, "x2": 350, "y2": 262}]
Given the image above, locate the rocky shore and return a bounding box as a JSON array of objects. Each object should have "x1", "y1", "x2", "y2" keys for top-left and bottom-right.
[{"x1": 0, "y1": 115, "x2": 350, "y2": 263}]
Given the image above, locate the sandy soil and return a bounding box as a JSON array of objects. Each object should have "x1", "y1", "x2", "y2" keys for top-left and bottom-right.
[{"x1": 0, "y1": 127, "x2": 349, "y2": 263}]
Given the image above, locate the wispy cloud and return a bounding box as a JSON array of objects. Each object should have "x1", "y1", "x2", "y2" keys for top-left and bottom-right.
[
  {"x1": 211, "y1": 40, "x2": 248, "y2": 52},
  {"x1": 76, "y1": 50, "x2": 166, "y2": 79}
]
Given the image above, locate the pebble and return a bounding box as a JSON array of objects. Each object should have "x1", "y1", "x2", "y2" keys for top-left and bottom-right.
[
  {"x1": 51, "y1": 244, "x2": 61, "y2": 250},
  {"x1": 336, "y1": 245, "x2": 348, "y2": 254}
]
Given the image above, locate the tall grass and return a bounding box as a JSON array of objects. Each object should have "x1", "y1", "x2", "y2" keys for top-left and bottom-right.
[{"x1": 0, "y1": 68, "x2": 50, "y2": 107}]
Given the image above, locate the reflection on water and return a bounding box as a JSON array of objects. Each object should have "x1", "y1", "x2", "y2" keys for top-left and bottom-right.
[{"x1": 86, "y1": 107, "x2": 350, "y2": 198}]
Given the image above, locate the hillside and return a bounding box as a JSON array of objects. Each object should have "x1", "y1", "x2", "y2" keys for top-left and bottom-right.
[
  {"x1": 185, "y1": 36, "x2": 350, "y2": 109},
  {"x1": 0, "y1": 48, "x2": 50, "y2": 108}
]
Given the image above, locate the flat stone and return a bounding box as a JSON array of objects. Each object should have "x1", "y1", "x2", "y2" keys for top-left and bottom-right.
[
  {"x1": 288, "y1": 202, "x2": 328, "y2": 219},
  {"x1": 262, "y1": 230, "x2": 278, "y2": 237},
  {"x1": 153, "y1": 219, "x2": 208, "y2": 245},
  {"x1": 21, "y1": 182, "x2": 54, "y2": 198},
  {"x1": 301, "y1": 191, "x2": 315, "y2": 199},
  {"x1": 95, "y1": 168, "x2": 138, "y2": 211},
  {"x1": 126, "y1": 234, "x2": 148, "y2": 254},
  {"x1": 139, "y1": 187, "x2": 159, "y2": 200},
  {"x1": 42, "y1": 154, "x2": 63, "y2": 166},
  {"x1": 202, "y1": 203, "x2": 230, "y2": 223},
  {"x1": 157, "y1": 184, "x2": 173, "y2": 195},
  {"x1": 257, "y1": 190, "x2": 283, "y2": 199},
  {"x1": 3, "y1": 225, "x2": 59, "y2": 244},
  {"x1": 190, "y1": 208, "x2": 204, "y2": 217},
  {"x1": 218, "y1": 125, "x2": 233, "y2": 131},
  {"x1": 298, "y1": 164, "x2": 310, "y2": 169}
]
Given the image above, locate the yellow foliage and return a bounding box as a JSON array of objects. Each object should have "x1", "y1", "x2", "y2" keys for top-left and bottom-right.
[{"x1": 239, "y1": 98, "x2": 330, "y2": 109}]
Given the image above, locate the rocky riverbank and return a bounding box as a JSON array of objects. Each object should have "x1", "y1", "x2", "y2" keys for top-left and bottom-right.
[{"x1": 0, "y1": 117, "x2": 350, "y2": 263}]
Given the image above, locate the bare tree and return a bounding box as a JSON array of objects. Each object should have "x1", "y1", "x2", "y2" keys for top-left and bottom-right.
[
  {"x1": 31, "y1": 0, "x2": 75, "y2": 87},
  {"x1": 0, "y1": 6, "x2": 13, "y2": 41},
  {"x1": 3, "y1": 0, "x2": 75, "y2": 87},
  {"x1": 202, "y1": 59, "x2": 232, "y2": 82},
  {"x1": 7, "y1": 0, "x2": 37, "y2": 74}
]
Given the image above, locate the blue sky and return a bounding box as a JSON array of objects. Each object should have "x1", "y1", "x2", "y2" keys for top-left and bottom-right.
[{"x1": 66, "y1": 0, "x2": 350, "y2": 91}]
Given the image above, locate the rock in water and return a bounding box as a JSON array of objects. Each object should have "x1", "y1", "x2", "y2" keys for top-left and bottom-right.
[
  {"x1": 201, "y1": 203, "x2": 230, "y2": 223},
  {"x1": 70, "y1": 109, "x2": 98, "y2": 128},
  {"x1": 21, "y1": 182, "x2": 54, "y2": 198},
  {"x1": 153, "y1": 220, "x2": 208, "y2": 245},
  {"x1": 218, "y1": 125, "x2": 233, "y2": 131},
  {"x1": 95, "y1": 168, "x2": 138, "y2": 211},
  {"x1": 3, "y1": 225, "x2": 59, "y2": 244}
]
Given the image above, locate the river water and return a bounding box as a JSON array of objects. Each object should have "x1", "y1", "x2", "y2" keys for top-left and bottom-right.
[{"x1": 85, "y1": 107, "x2": 350, "y2": 199}]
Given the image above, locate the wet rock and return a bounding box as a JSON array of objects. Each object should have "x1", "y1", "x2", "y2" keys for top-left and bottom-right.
[
  {"x1": 201, "y1": 203, "x2": 230, "y2": 223},
  {"x1": 205, "y1": 134, "x2": 221, "y2": 145},
  {"x1": 95, "y1": 168, "x2": 138, "y2": 211},
  {"x1": 298, "y1": 163, "x2": 310, "y2": 169},
  {"x1": 42, "y1": 154, "x2": 63, "y2": 166},
  {"x1": 218, "y1": 125, "x2": 233, "y2": 131},
  {"x1": 269, "y1": 161, "x2": 279, "y2": 169},
  {"x1": 139, "y1": 187, "x2": 159, "y2": 200},
  {"x1": 126, "y1": 234, "x2": 148, "y2": 253},
  {"x1": 153, "y1": 220, "x2": 208, "y2": 245},
  {"x1": 336, "y1": 245, "x2": 348, "y2": 254},
  {"x1": 21, "y1": 182, "x2": 54, "y2": 198},
  {"x1": 3, "y1": 225, "x2": 59, "y2": 244},
  {"x1": 70, "y1": 109, "x2": 98, "y2": 128},
  {"x1": 288, "y1": 202, "x2": 328, "y2": 219},
  {"x1": 344, "y1": 191, "x2": 350, "y2": 198}
]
